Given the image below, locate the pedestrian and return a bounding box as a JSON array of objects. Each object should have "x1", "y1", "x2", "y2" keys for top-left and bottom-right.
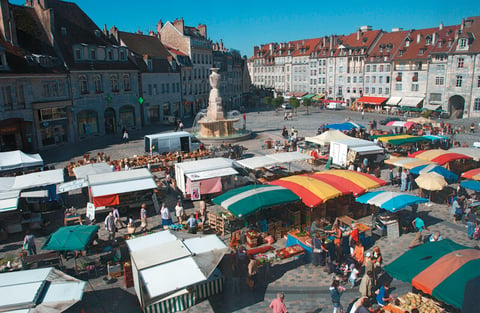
[
  {"x1": 409, "y1": 216, "x2": 428, "y2": 248},
  {"x1": 242, "y1": 113, "x2": 246, "y2": 130},
  {"x1": 361, "y1": 110, "x2": 365, "y2": 120},
  {"x1": 104, "y1": 212, "x2": 116, "y2": 241},
  {"x1": 329, "y1": 279, "x2": 345, "y2": 313},
  {"x1": 359, "y1": 271, "x2": 374, "y2": 299},
  {"x1": 247, "y1": 254, "x2": 258, "y2": 290},
  {"x1": 179, "y1": 120, "x2": 184, "y2": 131},
  {"x1": 466, "y1": 208, "x2": 477, "y2": 239},
  {"x1": 364, "y1": 252, "x2": 376, "y2": 284},
  {"x1": 23, "y1": 230, "x2": 36, "y2": 256},
  {"x1": 312, "y1": 232, "x2": 323, "y2": 267},
  {"x1": 122, "y1": 129, "x2": 129, "y2": 143},
  {"x1": 175, "y1": 201, "x2": 184, "y2": 224},
  {"x1": 164, "y1": 172, "x2": 171, "y2": 192},
  {"x1": 376, "y1": 281, "x2": 393, "y2": 307},
  {"x1": 112, "y1": 207, "x2": 125, "y2": 229},
  {"x1": 332, "y1": 224, "x2": 343, "y2": 263},
  {"x1": 140, "y1": 203, "x2": 148, "y2": 232},
  {"x1": 452, "y1": 196, "x2": 465, "y2": 223},
  {"x1": 353, "y1": 241, "x2": 364, "y2": 266},
  {"x1": 284, "y1": 112, "x2": 288, "y2": 120},
  {"x1": 186, "y1": 214, "x2": 198, "y2": 234},
  {"x1": 349, "y1": 264, "x2": 360, "y2": 288},
  {"x1": 407, "y1": 170, "x2": 413, "y2": 191},
  {"x1": 161, "y1": 203, "x2": 172, "y2": 228},
  {"x1": 288, "y1": 112, "x2": 293, "y2": 120},
  {"x1": 269, "y1": 292, "x2": 288, "y2": 313},
  {"x1": 400, "y1": 168, "x2": 407, "y2": 192}
]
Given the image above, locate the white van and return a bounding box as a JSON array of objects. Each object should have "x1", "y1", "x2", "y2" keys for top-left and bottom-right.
[
  {"x1": 144, "y1": 131, "x2": 201, "y2": 154},
  {"x1": 326, "y1": 102, "x2": 343, "y2": 110}
]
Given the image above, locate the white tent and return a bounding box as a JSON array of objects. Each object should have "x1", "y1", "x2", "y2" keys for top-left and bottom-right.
[
  {"x1": 127, "y1": 230, "x2": 228, "y2": 311},
  {"x1": 72, "y1": 162, "x2": 112, "y2": 180},
  {"x1": 0, "y1": 150, "x2": 43, "y2": 172},
  {"x1": 304, "y1": 130, "x2": 352, "y2": 146},
  {"x1": 87, "y1": 168, "x2": 156, "y2": 197},
  {"x1": 237, "y1": 151, "x2": 313, "y2": 170},
  {"x1": 11, "y1": 169, "x2": 64, "y2": 190},
  {"x1": 0, "y1": 267, "x2": 85, "y2": 313}
]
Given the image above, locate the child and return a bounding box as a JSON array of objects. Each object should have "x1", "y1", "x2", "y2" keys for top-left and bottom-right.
[{"x1": 349, "y1": 264, "x2": 360, "y2": 288}]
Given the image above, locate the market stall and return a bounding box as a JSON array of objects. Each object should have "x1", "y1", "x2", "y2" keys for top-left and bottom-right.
[
  {"x1": 126, "y1": 230, "x2": 228, "y2": 313},
  {"x1": 385, "y1": 121, "x2": 415, "y2": 129},
  {"x1": 461, "y1": 168, "x2": 480, "y2": 180},
  {"x1": 384, "y1": 157, "x2": 435, "y2": 170},
  {"x1": 0, "y1": 267, "x2": 85, "y2": 313},
  {"x1": 450, "y1": 147, "x2": 480, "y2": 162},
  {"x1": 409, "y1": 149, "x2": 472, "y2": 166},
  {"x1": 237, "y1": 151, "x2": 312, "y2": 171},
  {"x1": 322, "y1": 122, "x2": 365, "y2": 131},
  {"x1": 409, "y1": 164, "x2": 458, "y2": 183},
  {"x1": 0, "y1": 150, "x2": 44, "y2": 175},
  {"x1": 384, "y1": 239, "x2": 480, "y2": 312}
]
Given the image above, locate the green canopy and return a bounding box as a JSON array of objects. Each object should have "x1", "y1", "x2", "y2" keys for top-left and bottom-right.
[
  {"x1": 302, "y1": 94, "x2": 315, "y2": 100},
  {"x1": 384, "y1": 239, "x2": 480, "y2": 309},
  {"x1": 387, "y1": 137, "x2": 429, "y2": 146},
  {"x1": 42, "y1": 225, "x2": 100, "y2": 251},
  {"x1": 212, "y1": 185, "x2": 300, "y2": 218}
]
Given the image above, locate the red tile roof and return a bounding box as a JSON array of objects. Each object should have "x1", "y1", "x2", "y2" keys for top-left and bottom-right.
[
  {"x1": 333, "y1": 30, "x2": 381, "y2": 56},
  {"x1": 368, "y1": 30, "x2": 410, "y2": 61},
  {"x1": 452, "y1": 16, "x2": 480, "y2": 53}
]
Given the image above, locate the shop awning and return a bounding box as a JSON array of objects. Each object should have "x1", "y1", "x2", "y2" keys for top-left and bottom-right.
[
  {"x1": 305, "y1": 130, "x2": 352, "y2": 146},
  {"x1": 237, "y1": 156, "x2": 277, "y2": 169},
  {"x1": 423, "y1": 135, "x2": 449, "y2": 142},
  {"x1": 460, "y1": 180, "x2": 480, "y2": 192},
  {"x1": 423, "y1": 104, "x2": 442, "y2": 111},
  {"x1": 356, "y1": 191, "x2": 428, "y2": 212},
  {"x1": 399, "y1": 97, "x2": 424, "y2": 108},
  {"x1": 267, "y1": 151, "x2": 312, "y2": 163},
  {"x1": 461, "y1": 168, "x2": 480, "y2": 181},
  {"x1": 20, "y1": 190, "x2": 48, "y2": 198},
  {"x1": 450, "y1": 148, "x2": 480, "y2": 162},
  {"x1": 377, "y1": 135, "x2": 428, "y2": 146},
  {"x1": 0, "y1": 267, "x2": 85, "y2": 313},
  {"x1": 386, "y1": 121, "x2": 415, "y2": 129},
  {"x1": 350, "y1": 145, "x2": 384, "y2": 155},
  {"x1": 88, "y1": 168, "x2": 157, "y2": 197},
  {"x1": 302, "y1": 94, "x2": 315, "y2": 100},
  {"x1": 287, "y1": 92, "x2": 307, "y2": 98},
  {"x1": 186, "y1": 168, "x2": 238, "y2": 181},
  {"x1": 410, "y1": 149, "x2": 472, "y2": 165},
  {"x1": 386, "y1": 96, "x2": 402, "y2": 106},
  {"x1": 384, "y1": 239, "x2": 480, "y2": 310},
  {"x1": 270, "y1": 175, "x2": 343, "y2": 207},
  {"x1": 384, "y1": 157, "x2": 435, "y2": 170},
  {"x1": 0, "y1": 150, "x2": 43, "y2": 172},
  {"x1": 212, "y1": 185, "x2": 300, "y2": 217},
  {"x1": 356, "y1": 96, "x2": 388, "y2": 105},
  {"x1": 312, "y1": 94, "x2": 325, "y2": 101},
  {"x1": 73, "y1": 162, "x2": 112, "y2": 180}
]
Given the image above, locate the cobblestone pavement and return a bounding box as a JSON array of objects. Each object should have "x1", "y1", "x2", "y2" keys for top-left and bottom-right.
[{"x1": 1, "y1": 107, "x2": 479, "y2": 313}]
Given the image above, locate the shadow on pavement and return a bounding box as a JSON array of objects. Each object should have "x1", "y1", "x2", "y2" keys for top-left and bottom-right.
[{"x1": 67, "y1": 287, "x2": 142, "y2": 313}]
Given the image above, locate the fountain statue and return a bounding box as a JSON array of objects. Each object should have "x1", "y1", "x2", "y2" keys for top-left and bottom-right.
[{"x1": 199, "y1": 68, "x2": 239, "y2": 138}]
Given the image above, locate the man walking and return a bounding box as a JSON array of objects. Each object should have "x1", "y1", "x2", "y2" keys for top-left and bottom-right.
[
  {"x1": 269, "y1": 292, "x2": 288, "y2": 313},
  {"x1": 23, "y1": 230, "x2": 36, "y2": 256},
  {"x1": 466, "y1": 208, "x2": 477, "y2": 239},
  {"x1": 104, "y1": 212, "x2": 116, "y2": 241}
]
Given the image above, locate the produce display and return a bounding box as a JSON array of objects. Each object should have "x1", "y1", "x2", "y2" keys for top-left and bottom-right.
[
  {"x1": 396, "y1": 293, "x2": 444, "y2": 313},
  {"x1": 275, "y1": 244, "x2": 304, "y2": 259}
]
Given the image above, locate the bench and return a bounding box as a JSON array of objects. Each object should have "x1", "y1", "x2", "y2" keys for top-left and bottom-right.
[
  {"x1": 64, "y1": 215, "x2": 82, "y2": 226},
  {"x1": 22, "y1": 251, "x2": 62, "y2": 268}
]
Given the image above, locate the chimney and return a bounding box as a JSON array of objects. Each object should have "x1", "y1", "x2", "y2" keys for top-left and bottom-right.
[
  {"x1": 416, "y1": 33, "x2": 422, "y2": 43},
  {"x1": 461, "y1": 18, "x2": 465, "y2": 31},
  {"x1": 432, "y1": 32, "x2": 437, "y2": 44},
  {"x1": 439, "y1": 22, "x2": 443, "y2": 30},
  {"x1": 103, "y1": 24, "x2": 108, "y2": 37},
  {"x1": 323, "y1": 36, "x2": 326, "y2": 46},
  {"x1": 109, "y1": 25, "x2": 119, "y2": 42},
  {"x1": 136, "y1": 30, "x2": 143, "y2": 35},
  {"x1": 330, "y1": 35, "x2": 333, "y2": 49},
  {"x1": 173, "y1": 18, "x2": 184, "y2": 34},
  {"x1": 357, "y1": 29, "x2": 361, "y2": 40},
  {"x1": 197, "y1": 24, "x2": 207, "y2": 38},
  {"x1": 157, "y1": 20, "x2": 163, "y2": 34},
  {"x1": 0, "y1": 0, "x2": 11, "y2": 43},
  {"x1": 148, "y1": 30, "x2": 155, "y2": 36},
  {"x1": 219, "y1": 39, "x2": 223, "y2": 50}
]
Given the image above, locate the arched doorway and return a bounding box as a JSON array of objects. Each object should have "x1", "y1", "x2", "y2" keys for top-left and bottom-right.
[
  {"x1": 449, "y1": 95, "x2": 465, "y2": 119},
  {"x1": 104, "y1": 107, "x2": 116, "y2": 134},
  {"x1": 77, "y1": 110, "x2": 99, "y2": 136},
  {"x1": 119, "y1": 105, "x2": 135, "y2": 129}
]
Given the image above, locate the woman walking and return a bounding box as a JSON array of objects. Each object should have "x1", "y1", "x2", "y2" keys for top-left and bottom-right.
[{"x1": 329, "y1": 279, "x2": 345, "y2": 313}]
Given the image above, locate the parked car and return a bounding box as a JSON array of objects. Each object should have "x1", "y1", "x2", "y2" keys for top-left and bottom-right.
[
  {"x1": 379, "y1": 117, "x2": 401, "y2": 125},
  {"x1": 282, "y1": 103, "x2": 292, "y2": 110}
]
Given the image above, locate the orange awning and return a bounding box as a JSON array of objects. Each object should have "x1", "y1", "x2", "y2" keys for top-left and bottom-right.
[{"x1": 356, "y1": 96, "x2": 388, "y2": 105}]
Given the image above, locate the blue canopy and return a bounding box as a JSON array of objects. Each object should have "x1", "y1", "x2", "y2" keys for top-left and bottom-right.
[
  {"x1": 460, "y1": 180, "x2": 480, "y2": 192},
  {"x1": 356, "y1": 190, "x2": 429, "y2": 212},
  {"x1": 322, "y1": 122, "x2": 365, "y2": 131},
  {"x1": 409, "y1": 164, "x2": 458, "y2": 183}
]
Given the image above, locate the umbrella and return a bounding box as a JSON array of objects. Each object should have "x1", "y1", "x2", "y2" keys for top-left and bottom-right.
[
  {"x1": 415, "y1": 172, "x2": 447, "y2": 191},
  {"x1": 461, "y1": 168, "x2": 480, "y2": 181},
  {"x1": 42, "y1": 225, "x2": 100, "y2": 251},
  {"x1": 305, "y1": 130, "x2": 351, "y2": 146},
  {"x1": 386, "y1": 121, "x2": 415, "y2": 129},
  {"x1": 460, "y1": 180, "x2": 480, "y2": 192},
  {"x1": 384, "y1": 239, "x2": 480, "y2": 310},
  {"x1": 407, "y1": 116, "x2": 436, "y2": 125},
  {"x1": 410, "y1": 164, "x2": 458, "y2": 183},
  {"x1": 212, "y1": 185, "x2": 300, "y2": 218},
  {"x1": 410, "y1": 149, "x2": 472, "y2": 165},
  {"x1": 355, "y1": 191, "x2": 429, "y2": 212}
]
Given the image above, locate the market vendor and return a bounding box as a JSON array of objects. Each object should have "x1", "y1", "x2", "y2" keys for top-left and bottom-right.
[
  {"x1": 309, "y1": 219, "x2": 321, "y2": 238},
  {"x1": 186, "y1": 214, "x2": 198, "y2": 234}
]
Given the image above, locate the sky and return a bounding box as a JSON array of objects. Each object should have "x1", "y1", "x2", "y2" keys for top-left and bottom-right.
[{"x1": 9, "y1": 0, "x2": 480, "y2": 57}]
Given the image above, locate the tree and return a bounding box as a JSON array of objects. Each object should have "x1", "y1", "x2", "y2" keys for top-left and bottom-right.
[
  {"x1": 263, "y1": 96, "x2": 272, "y2": 107},
  {"x1": 303, "y1": 98, "x2": 312, "y2": 114},
  {"x1": 272, "y1": 96, "x2": 284, "y2": 111},
  {"x1": 289, "y1": 97, "x2": 300, "y2": 115}
]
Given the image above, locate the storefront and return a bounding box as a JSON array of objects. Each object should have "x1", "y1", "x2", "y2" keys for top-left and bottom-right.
[
  {"x1": 0, "y1": 118, "x2": 34, "y2": 152},
  {"x1": 183, "y1": 101, "x2": 193, "y2": 118},
  {"x1": 77, "y1": 110, "x2": 99, "y2": 136},
  {"x1": 148, "y1": 105, "x2": 160, "y2": 124},
  {"x1": 104, "y1": 107, "x2": 116, "y2": 134},
  {"x1": 33, "y1": 101, "x2": 72, "y2": 150},
  {"x1": 119, "y1": 105, "x2": 136, "y2": 129}
]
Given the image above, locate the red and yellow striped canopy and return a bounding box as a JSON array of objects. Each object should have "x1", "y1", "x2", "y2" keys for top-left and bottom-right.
[
  {"x1": 270, "y1": 170, "x2": 386, "y2": 207},
  {"x1": 410, "y1": 149, "x2": 472, "y2": 165},
  {"x1": 461, "y1": 168, "x2": 480, "y2": 181}
]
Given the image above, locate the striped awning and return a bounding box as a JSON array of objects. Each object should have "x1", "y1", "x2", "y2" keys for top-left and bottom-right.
[
  {"x1": 410, "y1": 149, "x2": 472, "y2": 165},
  {"x1": 461, "y1": 168, "x2": 480, "y2": 181},
  {"x1": 356, "y1": 191, "x2": 428, "y2": 212},
  {"x1": 384, "y1": 157, "x2": 435, "y2": 170}
]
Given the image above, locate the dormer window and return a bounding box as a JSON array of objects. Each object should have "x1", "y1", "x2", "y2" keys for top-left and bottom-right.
[
  {"x1": 418, "y1": 48, "x2": 426, "y2": 55},
  {"x1": 119, "y1": 50, "x2": 125, "y2": 61},
  {"x1": 425, "y1": 36, "x2": 431, "y2": 45},
  {"x1": 107, "y1": 50, "x2": 113, "y2": 60},
  {"x1": 90, "y1": 49, "x2": 96, "y2": 60},
  {"x1": 460, "y1": 38, "x2": 468, "y2": 48},
  {"x1": 399, "y1": 50, "x2": 405, "y2": 57},
  {"x1": 75, "y1": 49, "x2": 81, "y2": 60},
  {"x1": 405, "y1": 40, "x2": 410, "y2": 47}
]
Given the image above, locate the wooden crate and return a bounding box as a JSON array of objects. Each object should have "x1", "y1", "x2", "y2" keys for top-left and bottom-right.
[{"x1": 288, "y1": 209, "x2": 301, "y2": 226}]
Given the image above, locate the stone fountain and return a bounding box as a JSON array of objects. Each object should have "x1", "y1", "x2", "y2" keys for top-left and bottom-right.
[{"x1": 198, "y1": 68, "x2": 240, "y2": 138}]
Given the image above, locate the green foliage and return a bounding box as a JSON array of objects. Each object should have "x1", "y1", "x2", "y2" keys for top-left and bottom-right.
[
  {"x1": 289, "y1": 97, "x2": 300, "y2": 109},
  {"x1": 422, "y1": 110, "x2": 433, "y2": 118},
  {"x1": 263, "y1": 96, "x2": 272, "y2": 106},
  {"x1": 272, "y1": 96, "x2": 283, "y2": 108},
  {"x1": 303, "y1": 98, "x2": 312, "y2": 107}
]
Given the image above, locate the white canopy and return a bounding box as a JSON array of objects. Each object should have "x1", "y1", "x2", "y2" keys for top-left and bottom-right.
[
  {"x1": 449, "y1": 147, "x2": 480, "y2": 162},
  {"x1": 175, "y1": 158, "x2": 235, "y2": 174},
  {"x1": 0, "y1": 190, "x2": 20, "y2": 213},
  {"x1": 0, "y1": 267, "x2": 85, "y2": 313},
  {"x1": 398, "y1": 97, "x2": 424, "y2": 107},
  {"x1": 11, "y1": 169, "x2": 64, "y2": 190},
  {"x1": 0, "y1": 150, "x2": 43, "y2": 172},
  {"x1": 88, "y1": 168, "x2": 156, "y2": 197},
  {"x1": 72, "y1": 162, "x2": 112, "y2": 180},
  {"x1": 386, "y1": 96, "x2": 402, "y2": 106},
  {"x1": 186, "y1": 168, "x2": 238, "y2": 181},
  {"x1": 127, "y1": 230, "x2": 228, "y2": 306},
  {"x1": 305, "y1": 130, "x2": 352, "y2": 146},
  {"x1": 237, "y1": 152, "x2": 312, "y2": 170},
  {"x1": 350, "y1": 145, "x2": 384, "y2": 155}
]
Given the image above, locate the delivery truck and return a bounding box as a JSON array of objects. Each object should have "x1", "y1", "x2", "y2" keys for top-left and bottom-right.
[
  {"x1": 329, "y1": 138, "x2": 385, "y2": 168},
  {"x1": 144, "y1": 131, "x2": 201, "y2": 154}
]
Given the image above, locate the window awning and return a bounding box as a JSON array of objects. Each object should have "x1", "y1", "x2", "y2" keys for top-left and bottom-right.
[
  {"x1": 386, "y1": 96, "x2": 402, "y2": 106},
  {"x1": 398, "y1": 97, "x2": 424, "y2": 108},
  {"x1": 356, "y1": 96, "x2": 388, "y2": 105},
  {"x1": 422, "y1": 104, "x2": 442, "y2": 111},
  {"x1": 185, "y1": 167, "x2": 238, "y2": 181}
]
